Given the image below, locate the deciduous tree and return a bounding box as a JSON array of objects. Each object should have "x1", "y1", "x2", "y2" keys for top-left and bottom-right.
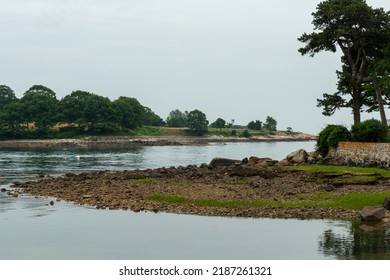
[{"x1": 187, "y1": 109, "x2": 209, "y2": 136}]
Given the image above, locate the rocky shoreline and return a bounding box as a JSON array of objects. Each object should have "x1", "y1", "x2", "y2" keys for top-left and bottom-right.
[
  {"x1": 7, "y1": 153, "x2": 390, "y2": 220},
  {"x1": 0, "y1": 134, "x2": 316, "y2": 148}
]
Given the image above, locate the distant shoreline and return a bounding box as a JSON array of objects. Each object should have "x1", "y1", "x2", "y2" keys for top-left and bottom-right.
[{"x1": 0, "y1": 134, "x2": 316, "y2": 148}]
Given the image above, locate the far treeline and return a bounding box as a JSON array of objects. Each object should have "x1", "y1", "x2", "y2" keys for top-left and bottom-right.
[{"x1": 0, "y1": 84, "x2": 279, "y2": 139}]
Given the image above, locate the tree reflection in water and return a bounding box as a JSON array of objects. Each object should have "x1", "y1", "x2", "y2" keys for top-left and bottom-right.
[{"x1": 319, "y1": 220, "x2": 390, "y2": 259}]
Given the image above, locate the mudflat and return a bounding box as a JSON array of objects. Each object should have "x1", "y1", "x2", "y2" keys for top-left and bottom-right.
[{"x1": 10, "y1": 160, "x2": 390, "y2": 220}]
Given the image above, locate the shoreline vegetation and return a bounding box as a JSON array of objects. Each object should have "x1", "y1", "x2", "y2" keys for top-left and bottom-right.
[{"x1": 5, "y1": 140, "x2": 390, "y2": 221}]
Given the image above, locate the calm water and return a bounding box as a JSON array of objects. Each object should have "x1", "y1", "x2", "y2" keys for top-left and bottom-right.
[{"x1": 1, "y1": 141, "x2": 390, "y2": 260}]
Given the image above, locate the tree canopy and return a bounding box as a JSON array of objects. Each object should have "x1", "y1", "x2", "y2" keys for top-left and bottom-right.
[
  {"x1": 263, "y1": 116, "x2": 277, "y2": 131},
  {"x1": 298, "y1": 0, "x2": 390, "y2": 124},
  {"x1": 0, "y1": 85, "x2": 166, "y2": 139},
  {"x1": 0, "y1": 85, "x2": 17, "y2": 111},
  {"x1": 210, "y1": 118, "x2": 226, "y2": 129},
  {"x1": 187, "y1": 109, "x2": 209, "y2": 136},
  {"x1": 247, "y1": 120, "x2": 262, "y2": 130},
  {"x1": 166, "y1": 109, "x2": 188, "y2": 127}
]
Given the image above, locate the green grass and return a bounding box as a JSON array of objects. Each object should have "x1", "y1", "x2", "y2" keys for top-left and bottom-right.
[
  {"x1": 132, "y1": 126, "x2": 165, "y2": 136},
  {"x1": 284, "y1": 165, "x2": 390, "y2": 177},
  {"x1": 131, "y1": 178, "x2": 159, "y2": 184},
  {"x1": 146, "y1": 192, "x2": 390, "y2": 210},
  {"x1": 279, "y1": 164, "x2": 390, "y2": 186},
  {"x1": 292, "y1": 192, "x2": 390, "y2": 210}
]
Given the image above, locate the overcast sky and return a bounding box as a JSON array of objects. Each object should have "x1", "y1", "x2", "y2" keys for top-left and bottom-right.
[{"x1": 1, "y1": 0, "x2": 390, "y2": 133}]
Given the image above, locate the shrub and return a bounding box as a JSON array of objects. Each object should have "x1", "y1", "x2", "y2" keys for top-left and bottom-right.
[
  {"x1": 240, "y1": 129, "x2": 251, "y2": 138},
  {"x1": 351, "y1": 119, "x2": 388, "y2": 142},
  {"x1": 316, "y1": 125, "x2": 350, "y2": 156}
]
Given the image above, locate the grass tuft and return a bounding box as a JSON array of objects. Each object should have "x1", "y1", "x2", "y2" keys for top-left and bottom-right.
[
  {"x1": 146, "y1": 192, "x2": 390, "y2": 211},
  {"x1": 131, "y1": 178, "x2": 159, "y2": 184}
]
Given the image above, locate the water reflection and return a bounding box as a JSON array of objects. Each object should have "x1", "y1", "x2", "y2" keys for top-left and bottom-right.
[
  {"x1": 0, "y1": 191, "x2": 57, "y2": 218},
  {"x1": 319, "y1": 220, "x2": 390, "y2": 259}
]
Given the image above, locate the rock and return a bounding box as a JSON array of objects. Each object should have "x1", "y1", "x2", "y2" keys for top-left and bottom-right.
[
  {"x1": 9, "y1": 191, "x2": 19, "y2": 198},
  {"x1": 359, "y1": 206, "x2": 386, "y2": 221},
  {"x1": 383, "y1": 197, "x2": 390, "y2": 210},
  {"x1": 286, "y1": 149, "x2": 308, "y2": 164},
  {"x1": 276, "y1": 159, "x2": 290, "y2": 166},
  {"x1": 209, "y1": 157, "x2": 240, "y2": 168},
  {"x1": 248, "y1": 157, "x2": 277, "y2": 167},
  {"x1": 359, "y1": 221, "x2": 387, "y2": 232},
  {"x1": 323, "y1": 185, "x2": 335, "y2": 192},
  {"x1": 307, "y1": 151, "x2": 319, "y2": 158},
  {"x1": 0, "y1": 188, "x2": 6, "y2": 192}
]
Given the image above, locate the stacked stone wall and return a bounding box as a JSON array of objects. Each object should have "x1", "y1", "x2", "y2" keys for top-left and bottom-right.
[{"x1": 330, "y1": 141, "x2": 390, "y2": 168}]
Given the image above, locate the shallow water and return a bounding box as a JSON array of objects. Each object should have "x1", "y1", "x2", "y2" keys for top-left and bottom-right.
[{"x1": 1, "y1": 141, "x2": 390, "y2": 259}]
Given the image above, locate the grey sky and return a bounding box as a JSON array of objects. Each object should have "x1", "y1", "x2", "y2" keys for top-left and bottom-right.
[{"x1": 1, "y1": 0, "x2": 389, "y2": 134}]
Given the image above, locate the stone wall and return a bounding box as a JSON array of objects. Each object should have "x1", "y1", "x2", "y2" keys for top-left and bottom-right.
[{"x1": 330, "y1": 141, "x2": 390, "y2": 168}]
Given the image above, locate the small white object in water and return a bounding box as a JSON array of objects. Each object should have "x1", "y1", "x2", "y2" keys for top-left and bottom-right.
[{"x1": 64, "y1": 155, "x2": 80, "y2": 160}]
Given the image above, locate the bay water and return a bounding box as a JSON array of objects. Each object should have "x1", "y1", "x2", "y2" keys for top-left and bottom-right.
[{"x1": 1, "y1": 141, "x2": 389, "y2": 260}]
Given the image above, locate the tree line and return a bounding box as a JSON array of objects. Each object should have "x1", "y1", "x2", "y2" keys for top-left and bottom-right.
[
  {"x1": 0, "y1": 84, "x2": 164, "y2": 139},
  {"x1": 0, "y1": 84, "x2": 280, "y2": 139},
  {"x1": 166, "y1": 109, "x2": 278, "y2": 133}
]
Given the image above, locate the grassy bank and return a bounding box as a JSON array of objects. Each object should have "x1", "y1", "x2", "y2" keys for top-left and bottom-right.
[
  {"x1": 46, "y1": 125, "x2": 303, "y2": 138},
  {"x1": 145, "y1": 165, "x2": 390, "y2": 212},
  {"x1": 146, "y1": 192, "x2": 390, "y2": 211}
]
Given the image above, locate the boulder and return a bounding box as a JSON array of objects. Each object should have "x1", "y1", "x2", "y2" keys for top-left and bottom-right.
[
  {"x1": 209, "y1": 157, "x2": 240, "y2": 168},
  {"x1": 255, "y1": 160, "x2": 278, "y2": 168},
  {"x1": 383, "y1": 197, "x2": 390, "y2": 210},
  {"x1": 359, "y1": 206, "x2": 386, "y2": 221},
  {"x1": 248, "y1": 156, "x2": 277, "y2": 167},
  {"x1": 286, "y1": 149, "x2": 308, "y2": 164},
  {"x1": 307, "y1": 151, "x2": 319, "y2": 158},
  {"x1": 276, "y1": 159, "x2": 290, "y2": 166}
]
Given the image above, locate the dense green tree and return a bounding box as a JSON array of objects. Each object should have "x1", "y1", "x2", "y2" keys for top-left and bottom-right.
[
  {"x1": 24, "y1": 84, "x2": 56, "y2": 99},
  {"x1": 247, "y1": 120, "x2": 262, "y2": 130},
  {"x1": 0, "y1": 85, "x2": 17, "y2": 111},
  {"x1": 59, "y1": 90, "x2": 93, "y2": 129},
  {"x1": 263, "y1": 116, "x2": 277, "y2": 131},
  {"x1": 83, "y1": 94, "x2": 116, "y2": 133},
  {"x1": 210, "y1": 118, "x2": 226, "y2": 129},
  {"x1": 0, "y1": 101, "x2": 26, "y2": 139},
  {"x1": 240, "y1": 129, "x2": 251, "y2": 138},
  {"x1": 20, "y1": 85, "x2": 59, "y2": 136},
  {"x1": 316, "y1": 124, "x2": 351, "y2": 155},
  {"x1": 112, "y1": 96, "x2": 145, "y2": 130},
  {"x1": 143, "y1": 107, "x2": 165, "y2": 126},
  {"x1": 166, "y1": 109, "x2": 188, "y2": 127},
  {"x1": 351, "y1": 119, "x2": 388, "y2": 142},
  {"x1": 187, "y1": 109, "x2": 209, "y2": 136},
  {"x1": 298, "y1": 0, "x2": 390, "y2": 124}
]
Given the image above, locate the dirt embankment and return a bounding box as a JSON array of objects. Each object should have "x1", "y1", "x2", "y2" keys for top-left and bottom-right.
[
  {"x1": 0, "y1": 134, "x2": 316, "y2": 148},
  {"x1": 8, "y1": 157, "x2": 390, "y2": 220}
]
